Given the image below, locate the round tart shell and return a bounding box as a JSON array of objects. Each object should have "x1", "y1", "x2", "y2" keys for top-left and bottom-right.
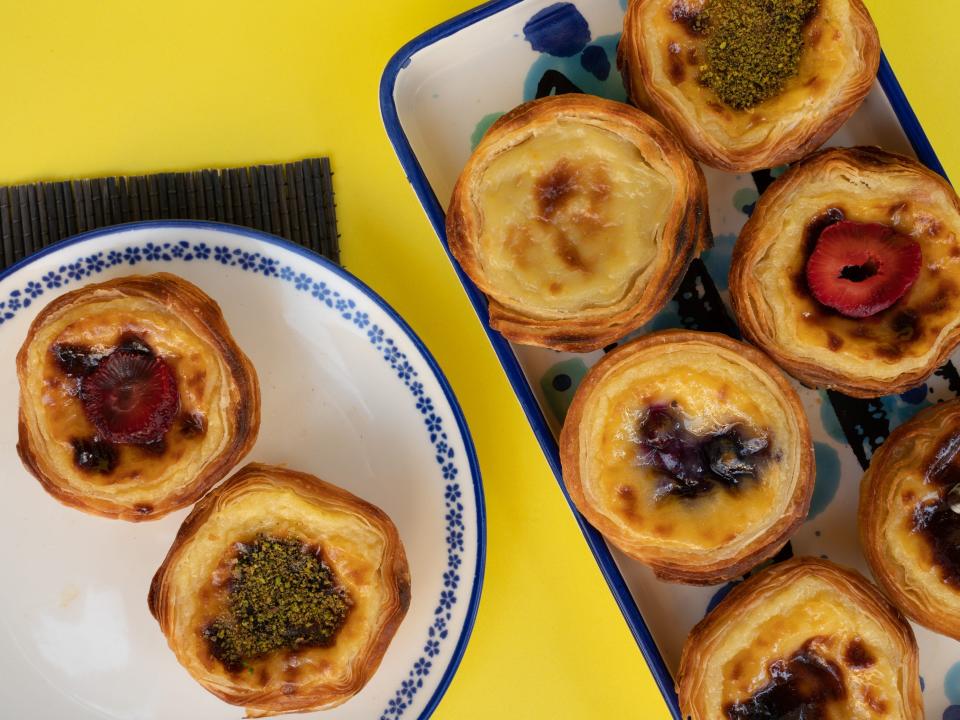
[
  {"x1": 559, "y1": 330, "x2": 814, "y2": 584},
  {"x1": 148, "y1": 462, "x2": 411, "y2": 717},
  {"x1": 618, "y1": 0, "x2": 880, "y2": 171},
  {"x1": 730, "y1": 146, "x2": 960, "y2": 398},
  {"x1": 446, "y1": 94, "x2": 710, "y2": 352},
  {"x1": 678, "y1": 557, "x2": 922, "y2": 720},
  {"x1": 860, "y1": 399, "x2": 960, "y2": 640},
  {"x1": 16, "y1": 273, "x2": 260, "y2": 521}
]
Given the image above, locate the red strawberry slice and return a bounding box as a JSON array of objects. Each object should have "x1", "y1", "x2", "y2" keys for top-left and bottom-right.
[
  {"x1": 805, "y1": 221, "x2": 921, "y2": 318},
  {"x1": 80, "y1": 351, "x2": 179, "y2": 444}
]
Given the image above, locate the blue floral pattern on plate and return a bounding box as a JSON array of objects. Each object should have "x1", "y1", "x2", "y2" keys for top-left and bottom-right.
[{"x1": 0, "y1": 233, "x2": 468, "y2": 720}]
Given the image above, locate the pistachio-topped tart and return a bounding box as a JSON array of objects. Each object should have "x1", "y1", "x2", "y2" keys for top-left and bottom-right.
[
  {"x1": 446, "y1": 94, "x2": 710, "y2": 352},
  {"x1": 860, "y1": 399, "x2": 960, "y2": 641},
  {"x1": 560, "y1": 330, "x2": 813, "y2": 584},
  {"x1": 730, "y1": 147, "x2": 960, "y2": 398},
  {"x1": 679, "y1": 557, "x2": 923, "y2": 719},
  {"x1": 149, "y1": 463, "x2": 411, "y2": 716},
  {"x1": 618, "y1": 0, "x2": 879, "y2": 171},
  {"x1": 16, "y1": 273, "x2": 259, "y2": 520}
]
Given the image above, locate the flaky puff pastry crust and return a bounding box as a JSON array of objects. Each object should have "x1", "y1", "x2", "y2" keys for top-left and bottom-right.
[
  {"x1": 678, "y1": 557, "x2": 922, "y2": 720},
  {"x1": 559, "y1": 330, "x2": 813, "y2": 584},
  {"x1": 618, "y1": 0, "x2": 879, "y2": 171},
  {"x1": 446, "y1": 94, "x2": 710, "y2": 352},
  {"x1": 148, "y1": 463, "x2": 411, "y2": 717},
  {"x1": 17, "y1": 273, "x2": 260, "y2": 521},
  {"x1": 860, "y1": 399, "x2": 960, "y2": 640},
  {"x1": 731, "y1": 147, "x2": 960, "y2": 398}
]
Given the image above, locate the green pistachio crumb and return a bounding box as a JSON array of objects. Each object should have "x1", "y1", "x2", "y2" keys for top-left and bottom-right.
[
  {"x1": 694, "y1": 0, "x2": 819, "y2": 110},
  {"x1": 202, "y1": 534, "x2": 352, "y2": 672}
]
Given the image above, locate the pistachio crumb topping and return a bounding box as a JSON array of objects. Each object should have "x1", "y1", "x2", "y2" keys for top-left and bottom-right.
[
  {"x1": 203, "y1": 534, "x2": 352, "y2": 672},
  {"x1": 693, "y1": 0, "x2": 819, "y2": 110}
]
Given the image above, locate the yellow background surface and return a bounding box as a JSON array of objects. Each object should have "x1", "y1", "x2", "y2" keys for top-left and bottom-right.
[{"x1": 0, "y1": 1, "x2": 953, "y2": 717}]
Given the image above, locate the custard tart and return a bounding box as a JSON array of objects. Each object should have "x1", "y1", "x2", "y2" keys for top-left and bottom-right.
[
  {"x1": 559, "y1": 330, "x2": 813, "y2": 584},
  {"x1": 446, "y1": 94, "x2": 710, "y2": 352},
  {"x1": 17, "y1": 273, "x2": 260, "y2": 521},
  {"x1": 149, "y1": 463, "x2": 411, "y2": 716},
  {"x1": 678, "y1": 557, "x2": 922, "y2": 720},
  {"x1": 860, "y1": 399, "x2": 960, "y2": 641},
  {"x1": 618, "y1": 0, "x2": 880, "y2": 171},
  {"x1": 730, "y1": 146, "x2": 960, "y2": 398}
]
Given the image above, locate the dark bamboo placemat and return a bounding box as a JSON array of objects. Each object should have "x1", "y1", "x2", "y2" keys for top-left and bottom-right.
[{"x1": 0, "y1": 158, "x2": 339, "y2": 270}]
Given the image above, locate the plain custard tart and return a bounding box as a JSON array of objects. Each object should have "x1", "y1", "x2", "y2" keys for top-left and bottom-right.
[{"x1": 446, "y1": 94, "x2": 710, "y2": 352}]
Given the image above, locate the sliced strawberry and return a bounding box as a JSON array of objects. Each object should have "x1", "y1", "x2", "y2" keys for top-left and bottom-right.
[
  {"x1": 80, "y1": 351, "x2": 179, "y2": 444},
  {"x1": 805, "y1": 221, "x2": 921, "y2": 318}
]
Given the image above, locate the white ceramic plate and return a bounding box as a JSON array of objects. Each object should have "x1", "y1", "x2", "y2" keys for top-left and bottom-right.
[{"x1": 0, "y1": 221, "x2": 483, "y2": 720}]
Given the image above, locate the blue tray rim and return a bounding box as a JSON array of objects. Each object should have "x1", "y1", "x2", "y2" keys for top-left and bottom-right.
[{"x1": 378, "y1": 4, "x2": 948, "y2": 717}]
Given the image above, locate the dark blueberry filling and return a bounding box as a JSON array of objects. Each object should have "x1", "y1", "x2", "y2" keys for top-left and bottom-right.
[
  {"x1": 636, "y1": 405, "x2": 770, "y2": 499},
  {"x1": 914, "y1": 433, "x2": 960, "y2": 587},
  {"x1": 725, "y1": 643, "x2": 846, "y2": 719},
  {"x1": 71, "y1": 437, "x2": 118, "y2": 474},
  {"x1": 52, "y1": 332, "x2": 154, "y2": 378}
]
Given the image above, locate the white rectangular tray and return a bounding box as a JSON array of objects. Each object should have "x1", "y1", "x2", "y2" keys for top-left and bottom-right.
[{"x1": 381, "y1": 1, "x2": 960, "y2": 715}]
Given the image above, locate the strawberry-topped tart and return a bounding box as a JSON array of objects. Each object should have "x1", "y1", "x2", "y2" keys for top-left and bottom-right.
[
  {"x1": 17, "y1": 273, "x2": 260, "y2": 521},
  {"x1": 730, "y1": 146, "x2": 960, "y2": 398}
]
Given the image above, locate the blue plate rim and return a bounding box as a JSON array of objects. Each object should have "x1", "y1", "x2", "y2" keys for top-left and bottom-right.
[
  {"x1": 379, "y1": 2, "x2": 951, "y2": 718},
  {"x1": 0, "y1": 219, "x2": 486, "y2": 720}
]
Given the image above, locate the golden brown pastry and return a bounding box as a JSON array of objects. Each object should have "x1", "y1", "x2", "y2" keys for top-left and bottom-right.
[
  {"x1": 678, "y1": 557, "x2": 923, "y2": 720},
  {"x1": 730, "y1": 146, "x2": 960, "y2": 398},
  {"x1": 446, "y1": 94, "x2": 710, "y2": 352},
  {"x1": 860, "y1": 399, "x2": 960, "y2": 640},
  {"x1": 559, "y1": 330, "x2": 813, "y2": 584},
  {"x1": 149, "y1": 463, "x2": 411, "y2": 717},
  {"x1": 17, "y1": 273, "x2": 259, "y2": 521},
  {"x1": 618, "y1": 0, "x2": 880, "y2": 171}
]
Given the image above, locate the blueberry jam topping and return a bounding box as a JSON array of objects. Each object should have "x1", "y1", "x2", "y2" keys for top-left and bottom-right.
[
  {"x1": 914, "y1": 433, "x2": 960, "y2": 587},
  {"x1": 725, "y1": 642, "x2": 846, "y2": 720},
  {"x1": 636, "y1": 405, "x2": 770, "y2": 499},
  {"x1": 71, "y1": 437, "x2": 118, "y2": 474}
]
